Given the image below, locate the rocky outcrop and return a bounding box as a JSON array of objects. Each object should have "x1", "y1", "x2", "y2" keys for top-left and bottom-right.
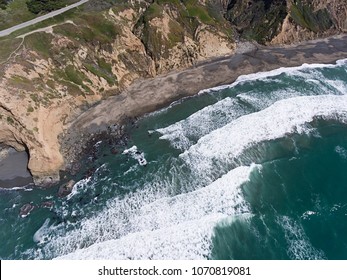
[
  {"x1": 271, "y1": 0, "x2": 346, "y2": 45},
  {"x1": 224, "y1": 0, "x2": 346, "y2": 45},
  {"x1": 0, "y1": 0, "x2": 235, "y2": 185},
  {"x1": 0, "y1": 0, "x2": 346, "y2": 186}
]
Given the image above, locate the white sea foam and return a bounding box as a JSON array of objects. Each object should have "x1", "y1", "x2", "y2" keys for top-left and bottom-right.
[
  {"x1": 277, "y1": 215, "x2": 325, "y2": 260},
  {"x1": 336, "y1": 58, "x2": 347, "y2": 66},
  {"x1": 36, "y1": 166, "x2": 253, "y2": 259},
  {"x1": 66, "y1": 177, "x2": 92, "y2": 201},
  {"x1": 57, "y1": 214, "x2": 225, "y2": 260},
  {"x1": 157, "y1": 61, "x2": 347, "y2": 151},
  {"x1": 235, "y1": 89, "x2": 303, "y2": 110},
  {"x1": 0, "y1": 185, "x2": 33, "y2": 191},
  {"x1": 33, "y1": 218, "x2": 52, "y2": 244},
  {"x1": 327, "y1": 79, "x2": 347, "y2": 95},
  {"x1": 30, "y1": 60, "x2": 347, "y2": 260},
  {"x1": 181, "y1": 95, "x2": 347, "y2": 174},
  {"x1": 157, "y1": 98, "x2": 249, "y2": 150},
  {"x1": 301, "y1": 211, "x2": 317, "y2": 220},
  {"x1": 123, "y1": 145, "x2": 147, "y2": 166},
  {"x1": 199, "y1": 61, "x2": 346, "y2": 94},
  {"x1": 335, "y1": 145, "x2": 347, "y2": 159}
]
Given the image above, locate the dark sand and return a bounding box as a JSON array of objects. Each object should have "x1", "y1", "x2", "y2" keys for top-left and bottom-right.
[
  {"x1": 66, "y1": 35, "x2": 347, "y2": 137},
  {"x1": 3, "y1": 35, "x2": 347, "y2": 188},
  {"x1": 0, "y1": 148, "x2": 33, "y2": 188}
]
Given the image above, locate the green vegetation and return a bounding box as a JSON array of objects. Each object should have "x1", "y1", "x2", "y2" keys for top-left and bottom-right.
[
  {"x1": 167, "y1": 19, "x2": 184, "y2": 45},
  {"x1": 226, "y1": 0, "x2": 287, "y2": 44},
  {"x1": 64, "y1": 65, "x2": 91, "y2": 93},
  {"x1": 0, "y1": 0, "x2": 10, "y2": 10},
  {"x1": 24, "y1": 32, "x2": 53, "y2": 58},
  {"x1": 0, "y1": 2, "x2": 78, "y2": 40},
  {"x1": 27, "y1": 105, "x2": 34, "y2": 113},
  {"x1": 26, "y1": 0, "x2": 71, "y2": 14},
  {"x1": 138, "y1": 0, "x2": 231, "y2": 62},
  {"x1": 46, "y1": 79, "x2": 56, "y2": 89},
  {"x1": 53, "y1": 13, "x2": 120, "y2": 45},
  {"x1": 0, "y1": 0, "x2": 237, "y2": 108},
  {"x1": 156, "y1": 0, "x2": 221, "y2": 26},
  {"x1": 30, "y1": 93, "x2": 39, "y2": 103},
  {"x1": 0, "y1": 0, "x2": 35, "y2": 30},
  {"x1": 59, "y1": 79, "x2": 83, "y2": 96},
  {"x1": 0, "y1": 0, "x2": 81, "y2": 31},
  {"x1": 0, "y1": 38, "x2": 22, "y2": 62},
  {"x1": 290, "y1": 0, "x2": 332, "y2": 32},
  {"x1": 6, "y1": 116, "x2": 14, "y2": 124},
  {"x1": 84, "y1": 58, "x2": 117, "y2": 86},
  {"x1": 183, "y1": 0, "x2": 215, "y2": 25},
  {"x1": 80, "y1": 13, "x2": 120, "y2": 41},
  {"x1": 7, "y1": 74, "x2": 36, "y2": 91},
  {"x1": 144, "y1": 2, "x2": 163, "y2": 21},
  {"x1": 65, "y1": 65, "x2": 84, "y2": 85},
  {"x1": 156, "y1": 0, "x2": 181, "y2": 5},
  {"x1": 10, "y1": 75, "x2": 31, "y2": 84}
]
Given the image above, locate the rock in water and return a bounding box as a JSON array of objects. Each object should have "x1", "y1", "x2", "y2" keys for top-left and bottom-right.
[
  {"x1": 58, "y1": 180, "x2": 75, "y2": 198},
  {"x1": 41, "y1": 201, "x2": 54, "y2": 209},
  {"x1": 19, "y1": 203, "x2": 35, "y2": 218}
]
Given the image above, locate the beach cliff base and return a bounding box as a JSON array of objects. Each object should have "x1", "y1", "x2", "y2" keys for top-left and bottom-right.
[{"x1": 61, "y1": 34, "x2": 347, "y2": 174}]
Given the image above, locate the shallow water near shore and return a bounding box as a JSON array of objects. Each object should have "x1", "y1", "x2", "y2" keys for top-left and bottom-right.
[{"x1": 1, "y1": 59, "x2": 347, "y2": 259}]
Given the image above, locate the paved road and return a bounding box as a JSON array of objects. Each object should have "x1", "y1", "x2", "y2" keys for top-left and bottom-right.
[{"x1": 0, "y1": 0, "x2": 89, "y2": 38}]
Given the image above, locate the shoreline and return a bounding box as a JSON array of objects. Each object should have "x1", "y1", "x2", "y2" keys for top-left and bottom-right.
[
  {"x1": 0, "y1": 147, "x2": 33, "y2": 189},
  {"x1": 2, "y1": 35, "x2": 347, "y2": 188},
  {"x1": 60, "y1": 34, "x2": 347, "y2": 171}
]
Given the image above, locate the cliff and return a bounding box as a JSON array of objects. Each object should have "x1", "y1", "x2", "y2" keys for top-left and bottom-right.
[
  {"x1": 0, "y1": 0, "x2": 346, "y2": 185},
  {"x1": 225, "y1": 0, "x2": 346, "y2": 44},
  {"x1": 0, "y1": 0, "x2": 235, "y2": 185}
]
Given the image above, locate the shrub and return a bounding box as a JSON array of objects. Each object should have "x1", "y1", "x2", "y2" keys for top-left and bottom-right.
[
  {"x1": 0, "y1": 0, "x2": 10, "y2": 10},
  {"x1": 26, "y1": 0, "x2": 68, "y2": 14}
]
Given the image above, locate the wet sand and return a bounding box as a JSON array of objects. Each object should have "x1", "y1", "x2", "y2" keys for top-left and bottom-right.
[{"x1": 0, "y1": 148, "x2": 33, "y2": 188}]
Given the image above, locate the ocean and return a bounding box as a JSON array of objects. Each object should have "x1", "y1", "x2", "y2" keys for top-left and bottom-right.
[{"x1": 1, "y1": 59, "x2": 347, "y2": 260}]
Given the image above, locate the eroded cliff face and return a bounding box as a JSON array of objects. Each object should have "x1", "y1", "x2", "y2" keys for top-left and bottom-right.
[
  {"x1": 271, "y1": 0, "x2": 347, "y2": 44},
  {"x1": 0, "y1": 0, "x2": 235, "y2": 185},
  {"x1": 0, "y1": 0, "x2": 346, "y2": 185},
  {"x1": 224, "y1": 0, "x2": 346, "y2": 45}
]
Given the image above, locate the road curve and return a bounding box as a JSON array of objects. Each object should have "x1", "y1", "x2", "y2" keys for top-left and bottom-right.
[{"x1": 0, "y1": 0, "x2": 89, "y2": 38}]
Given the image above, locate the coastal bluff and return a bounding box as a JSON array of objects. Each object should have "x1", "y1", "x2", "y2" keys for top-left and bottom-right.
[{"x1": 0, "y1": 0, "x2": 346, "y2": 186}]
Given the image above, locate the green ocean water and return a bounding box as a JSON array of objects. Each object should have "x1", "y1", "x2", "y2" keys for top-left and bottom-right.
[{"x1": 1, "y1": 59, "x2": 347, "y2": 260}]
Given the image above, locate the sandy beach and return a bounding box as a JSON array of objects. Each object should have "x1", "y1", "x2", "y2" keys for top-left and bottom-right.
[
  {"x1": 61, "y1": 34, "x2": 347, "y2": 164},
  {"x1": 0, "y1": 147, "x2": 33, "y2": 188}
]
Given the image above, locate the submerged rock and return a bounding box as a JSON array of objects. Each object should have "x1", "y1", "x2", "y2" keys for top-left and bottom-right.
[
  {"x1": 57, "y1": 180, "x2": 75, "y2": 198},
  {"x1": 41, "y1": 201, "x2": 54, "y2": 209},
  {"x1": 19, "y1": 203, "x2": 35, "y2": 218}
]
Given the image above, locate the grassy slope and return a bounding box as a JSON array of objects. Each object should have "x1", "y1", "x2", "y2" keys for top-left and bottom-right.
[
  {"x1": 0, "y1": 0, "x2": 79, "y2": 31},
  {"x1": 0, "y1": 0, "x2": 35, "y2": 30},
  {"x1": 1, "y1": 0, "x2": 234, "y2": 105}
]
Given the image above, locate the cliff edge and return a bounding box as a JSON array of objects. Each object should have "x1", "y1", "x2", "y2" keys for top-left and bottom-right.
[{"x1": 0, "y1": 0, "x2": 346, "y2": 185}]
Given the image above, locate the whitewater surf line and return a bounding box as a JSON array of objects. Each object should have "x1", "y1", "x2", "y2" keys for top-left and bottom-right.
[
  {"x1": 157, "y1": 59, "x2": 347, "y2": 152},
  {"x1": 47, "y1": 166, "x2": 254, "y2": 259},
  {"x1": 49, "y1": 61, "x2": 347, "y2": 260},
  {"x1": 2, "y1": 58, "x2": 347, "y2": 260},
  {"x1": 64, "y1": 36, "x2": 347, "y2": 167},
  {"x1": 181, "y1": 94, "x2": 347, "y2": 176},
  {"x1": 198, "y1": 58, "x2": 347, "y2": 94}
]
